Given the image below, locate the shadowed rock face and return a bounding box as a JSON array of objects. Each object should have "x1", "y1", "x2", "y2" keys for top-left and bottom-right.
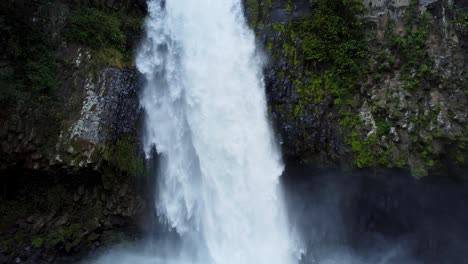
[
  {"x1": 0, "y1": 0, "x2": 145, "y2": 171},
  {"x1": 0, "y1": 1, "x2": 149, "y2": 262},
  {"x1": 0, "y1": 61, "x2": 141, "y2": 171}
]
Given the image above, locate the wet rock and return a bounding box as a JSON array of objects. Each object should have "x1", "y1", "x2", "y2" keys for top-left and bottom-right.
[
  {"x1": 45, "y1": 211, "x2": 57, "y2": 224},
  {"x1": 30, "y1": 153, "x2": 42, "y2": 161},
  {"x1": 55, "y1": 214, "x2": 69, "y2": 227},
  {"x1": 26, "y1": 216, "x2": 35, "y2": 224},
  {"x1": 32, "y1": 217, "x2": 45, "y2": 232},
  {"x1": 118, "y1": 183, "x2": 128, "y2": 197}
]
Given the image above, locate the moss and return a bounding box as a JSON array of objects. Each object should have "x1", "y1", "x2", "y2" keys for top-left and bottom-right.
[
  {"x1": 285, "y1": 0, "x2": 292, "y2": 14},
  {"x1": 31, "y1": 237, "x2": 44, "y2": 248},
  {"x1": 266, "y1": 41, "x2": 273, "y2": 51},
  {"x1": 246, "y1": 0, "x2": 262, "y2": 26},
  {"x1": 103, "y1": 136, "x2": 145, "y2": 177},
  {"x1": 455, "y1": 142, "x2": 466, "y2": 164},
  {"x1": 94, "y1": 48, "x2": 127, "y2": 68},
  {"x1": 452, "y1": 10, "x2": 468, "y2": 28},
  {"x1": 263, "y1": 1, "x2": 381, "y2": 168},
  {"x1": 411, "y1": 164, "x2": 428, "y2": 179},
  {"x1": 338, "y1": 1, "x2": 438, "y2": 171},
  {"x1": 452, "y1": 131, "x2": 468, "y2": 165},
  {"x1": 264, "y1": 0, "x2": 465, "y2": 173},
  {"x1": 273, "y1": 0, "x2": 372, "y2": 166},
  {"x1": 292, "y1": 0, "x2": 366, "y2": 73},
  {"x1": 385, "y1": 3, "x2": 433, "y2": 90},
  {"x1": 376, "y1": 120, "x2": 390, "y2": 137},
  {"x1": 279, "y1": 0, "x2": 366, "y2": 101}
]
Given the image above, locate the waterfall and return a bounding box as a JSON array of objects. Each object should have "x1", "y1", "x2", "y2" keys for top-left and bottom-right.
[{"x1": 96, "y1": 0, "x2": 300, "y2": 263}]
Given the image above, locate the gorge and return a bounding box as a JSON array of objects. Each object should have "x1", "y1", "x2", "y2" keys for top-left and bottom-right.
[{"x1": 0, "y1": 0, "x2": 467, "y2": 263}]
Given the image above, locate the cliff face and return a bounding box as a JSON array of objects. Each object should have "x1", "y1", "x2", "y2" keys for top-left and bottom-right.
[
  {"x1": 248, "y1": 0, "x2": 467, "y2": 177},
  {"x1": 0, "y1": 0, "x2": 146, "y2": 172},
  {"x1": 0, "y1": 1, "x2": 149, "y2": 262}
]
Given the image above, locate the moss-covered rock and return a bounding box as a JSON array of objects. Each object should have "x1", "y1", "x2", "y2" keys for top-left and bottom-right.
[{"x1": 252, "y1": 0, "x2": 468, "y2": 177}]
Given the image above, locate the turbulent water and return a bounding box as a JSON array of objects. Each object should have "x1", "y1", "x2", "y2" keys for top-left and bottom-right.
[{"x1": 103, "y1": 0, "x2": 300, "y2": 263}]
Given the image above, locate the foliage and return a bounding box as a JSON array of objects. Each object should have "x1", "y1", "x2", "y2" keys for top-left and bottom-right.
[
  {"x1": 22, "y1": 34, "x2": 57, "y2": 93},
  {"x1": 276, "y1": 1, "x2": 366, "y2": 109},
  {"x1": 65, "y1": 8, "x2": 143, "y2": 68},
  {"x1": 267, "y1": 0, "x2": 379, "y2": 167},
  {"x1": 0, "y1": 14, "x2": 57, "y2": 105},
  {"x1": 453, "y1": 12, "x2": 468, "y2": 27},
  {"x1": 66, "y1": 8, "x2": 126, "y2": 50},
  {"x1": 94, "y1": 48, "x2": 126, "y2": 69},
  {"x1": 342, "y1": 1, "x2": 437, "y2": 169},
  {"x1": 292, "y1": 0, "x2": 367, "y2": 76},
  {"x1": 31, "y1": 237, "x2": 44, "y2": 248},
  {"x1": 387, "y1": 2, "x2": 432, "y2": 89}
]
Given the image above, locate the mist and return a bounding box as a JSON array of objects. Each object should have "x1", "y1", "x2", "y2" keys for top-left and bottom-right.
[{"x1": 283, "y1": 164, "x2": 468, "y2": 264}]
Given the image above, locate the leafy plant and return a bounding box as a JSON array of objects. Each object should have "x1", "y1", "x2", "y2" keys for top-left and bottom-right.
[
  {"x1": 65, "y1": 8, "x2": 143, "y2": 68},
  {"x1": 66, "y1": 8, "x2": 126, "y2": 50},
  {"x1": 0, "y1": 14, "x2": 57, "y2": 105}
]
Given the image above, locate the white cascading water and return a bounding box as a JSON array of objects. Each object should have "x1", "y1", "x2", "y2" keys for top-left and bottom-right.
[{"x1": 100, "y1": 0, "x2": 300, "y2": 263}]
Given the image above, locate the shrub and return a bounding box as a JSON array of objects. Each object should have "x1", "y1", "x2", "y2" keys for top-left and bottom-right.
[
  {"x1": 66, "y1": 8, "x2": 126, "y2": 50},
  {"x1": 292, "y1": 0, "x2": 367, "y2": 75},
  {"x1": 65, "y1": 8, "x2": 143, "y2": 68},
  {"x1": 0, "y1": 16, "x2": 57, "y2": 104}
]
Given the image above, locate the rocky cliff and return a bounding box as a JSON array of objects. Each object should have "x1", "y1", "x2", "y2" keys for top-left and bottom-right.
[
  {"x1": 248, "y1": 0, "x2": 467, "y2": 177},
  {"x1": 0, "y1": 1, "x2": 149, "y2": 262}
]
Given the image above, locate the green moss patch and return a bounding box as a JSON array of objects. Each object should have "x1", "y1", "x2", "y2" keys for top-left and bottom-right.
[{"x1": 102, "y1": 136, "x2": 145, "y2": 177}]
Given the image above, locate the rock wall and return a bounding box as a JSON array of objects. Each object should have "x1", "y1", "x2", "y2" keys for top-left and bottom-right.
[
  {"x1": 0, "y1": 1, "x2": 149, "y2": 263},
  {"x1": 248, "y1": 0, "x2": 468, "y2": 177}
]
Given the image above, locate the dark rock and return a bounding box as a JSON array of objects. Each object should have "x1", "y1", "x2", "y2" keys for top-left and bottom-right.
[
  {"x1": 26, "y1": 216, "x2": 35, "y2": 224},
  {"x1": 32, "y1": 217, "x2": 45, "y2": 232},
  {"x1": 55, "y1": 214, "x2": 69, "y2": 227}
]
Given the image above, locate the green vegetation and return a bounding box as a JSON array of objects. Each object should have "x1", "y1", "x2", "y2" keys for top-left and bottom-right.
[
  {"x1": 387, "y1": 1, "x2": 433, "y2": 89},
  {"x1": 331, "y1": 0, "x2": 436, "y2": 169},
  {"x1": 452, "y1": 7, "x2": 468, "y2": 28},
  {"x1": 103, "y1": 136, "x2": 145, "y2": 177},
  {"x1": 66, "y1": 8, "x2": 126, "y2": 50},
  {"x1": 292, "y1": 0, "x2": 367, "y2": 75},
  {"x1": 1, "y1": 6, "x2": 143, "y2": 105},
  {"x1": 0, "y1": 16, "x2": 57, "y2": 105},
  {"x1": 268, "y1": 0, "x2": 374, "y2": 166},
  {"x1": 274, "y1": 0, "x2": 368, "y2": 102},
  {"x1": 31, "y1": 237, "x2": 44, "y2": 248},
  {"x1": 46, "y1": 224, "x2": 84, "y2": 250},
  {"x1": 265, "y1": 0, "x2": 460, "y2": 173},
  {"x1": 65, "y1": 8, "x2": 143, "y2": 68}
]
